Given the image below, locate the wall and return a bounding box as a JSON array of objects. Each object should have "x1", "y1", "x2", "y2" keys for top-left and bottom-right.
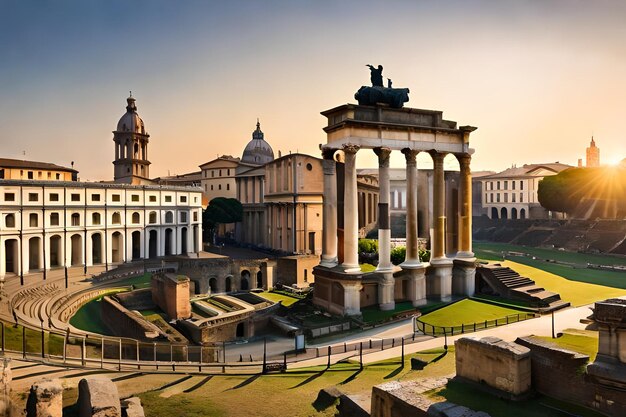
[
  {"x1": 276, "y1": 255, "x2": 318, "y2": 287},
  {"x1": 101, "y1": 296, "x2": 162, "y2": 341},
  {"x1": 151, "y1": 273, "x2": 192, "y2": 320}
]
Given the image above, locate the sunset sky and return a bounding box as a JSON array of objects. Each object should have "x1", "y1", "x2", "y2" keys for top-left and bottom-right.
[{"x1": 1, "y1": 0, "x2": 625, "y2": 181}]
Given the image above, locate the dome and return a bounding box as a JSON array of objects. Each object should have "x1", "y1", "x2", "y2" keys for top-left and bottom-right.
[
  {"x1": 116, "y1": 96, "x2": 146, "y2": 134},
  {"x1": 241, "y1": 120, "x2": 274, "y2": 165}
]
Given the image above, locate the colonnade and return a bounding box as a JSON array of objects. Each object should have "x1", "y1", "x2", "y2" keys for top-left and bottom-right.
[{"x1": 319, "y1": 144, "x2": 475, "y2": 313}]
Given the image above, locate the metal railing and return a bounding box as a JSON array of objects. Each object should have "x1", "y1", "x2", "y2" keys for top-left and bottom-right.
[{"x1": 414, "y1": 312, "x2": 538, "y2": 337}]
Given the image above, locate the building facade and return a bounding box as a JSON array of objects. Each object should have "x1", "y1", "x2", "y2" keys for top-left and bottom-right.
[
  {"x1": 199, "y1": 156, "x2": 239, "y2": 202},
  {"x1": 0, "y1": 181, "x2": 203, "y2": 277},
  {"x1": 480, "y1": 163, "x2": 571, "y2": 220},
  {"x1": 0, "y1": 158, "x2": 78, "y2": 182}
]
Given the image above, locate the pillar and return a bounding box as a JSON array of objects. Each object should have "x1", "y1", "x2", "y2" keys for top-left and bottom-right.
[
  {"x1": 456, "y1": 154, "x2": 474, "y2": 259},
  {"x1": 401, "y1": 148, "x2": 421, "y2": 267},
  {"x1": 374, "y1": 147, "x2": 392, "y2": 271},
  {"x1": 343, "y1": 282, "x2": 362, "y2": 316},
  {"x1": 320, "y1": 149, "x2": 338, "y2": 268},
  {"x1": 429, "y1": 151, "x2": 453, "y2": 301},
  {"x1": 341, "y1": 144, "x2": 360, "y2": 273}
]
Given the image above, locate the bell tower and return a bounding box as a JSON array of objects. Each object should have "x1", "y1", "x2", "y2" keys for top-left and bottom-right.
[{"x1": 113, "y1": 94, "x2": 151, "y2": 184}]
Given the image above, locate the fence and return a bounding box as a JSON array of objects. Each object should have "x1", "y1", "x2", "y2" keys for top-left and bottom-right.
[{"x1": 414, "y1": 312, "x2": 538, "y2": 337}]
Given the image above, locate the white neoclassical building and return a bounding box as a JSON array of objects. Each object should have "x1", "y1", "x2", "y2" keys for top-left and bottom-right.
[{"x1": 0, "y1": 181, "x2": 203, "y2": 277}]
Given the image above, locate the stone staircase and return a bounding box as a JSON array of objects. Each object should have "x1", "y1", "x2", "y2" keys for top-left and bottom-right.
[{"x1": 476, "y1": 264, "x2": 570, "y2": 312}]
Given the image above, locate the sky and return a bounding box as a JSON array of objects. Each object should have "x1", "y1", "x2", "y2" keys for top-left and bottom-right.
[{"x1": 1, "y1": 0, "x2": 625, "y2": 181}]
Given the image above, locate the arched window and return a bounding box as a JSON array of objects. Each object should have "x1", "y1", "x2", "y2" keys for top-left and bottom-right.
[
  {"x1": 5, "y1": 214, "x2": 15, "y2": 228},
  {"x1": 132, "y1": 212, "x2": 140, "y2": 224},
  {"x1": 71, "y1": 213, "x2": 80, "y2": 226},
  {"x1": 92, "y1": 213, "x2": 101, "y2": 225},
  {"x1": 165, "y1": 211, "x2": 173, "y2": 223},
  {"x1": 149, "y1": 211, "x2": 157, "y2": 224},
  {"x1": 112, "y1": 212, "x2": 121, "y2": 224}
]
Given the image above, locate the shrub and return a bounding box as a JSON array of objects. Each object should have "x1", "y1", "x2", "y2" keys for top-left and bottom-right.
[
  {"x1": 358, "y1": 239, "x2": 378, "y2": 254},
  {"x1": 390, "y1": 246, "x2": 406, "y2": 265}
]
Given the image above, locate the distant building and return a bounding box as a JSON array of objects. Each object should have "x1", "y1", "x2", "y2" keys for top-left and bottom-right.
[
  {"x1": 471, "y1": 171, "x2": 496, "y2": 217},
  {"x1": 480, "y1": 163, "x2": 571, "y2": 220},
  {"x1": 586, "y1": 137, "x2": 600, "y2": 167},
  {"x1": 0, "y1": 158, "x2": 78, "y2": 182},
  {"x1": 113, "y1": 95, "x2": 153, "y2": 185},
  {"x1": 199, "y1": 156, "x2": 239, "y2": 202}
]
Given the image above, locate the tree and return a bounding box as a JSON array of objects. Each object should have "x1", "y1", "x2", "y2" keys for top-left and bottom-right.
[{"x1": 202, "y1": 197, "x2": 243, "y2": 241}]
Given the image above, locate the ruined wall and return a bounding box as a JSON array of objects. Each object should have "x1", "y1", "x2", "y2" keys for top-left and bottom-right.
[
  {"x1": 276, "y1": 255, "x2": 318, "y2": 287},
  {"x1": 177, "y1": 258, "x2": 276, "y2": 294},
  {"x1": 101, "y1": 296, "x2": 161, "y2": 341},
  {"x1": 516, "y1": 336, "x2": 626, "y2": 417},
  {"x1": 115, "y1": 288, "x2": 155, "y2": 311},
  {"x1": 151, "y1": 274, "x2": 191, "y2": 320},
  {"x1": 455, "y1": 337, "x2": 531, "y2": 398}
]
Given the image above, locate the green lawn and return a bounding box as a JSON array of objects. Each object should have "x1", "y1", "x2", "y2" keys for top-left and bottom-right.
[
  {"x1": 69, "y1": 296, "x2": 117, "y2": 335},
  {"x1": 360, "y1": 263, "x2": 377, "y2": 272},
  {"x1": 256, "y1": 291, "x2": 300, "y2": 307},
  {"x1": 500, "y1": 260, "x2": 626, "y2": 306},
  {"x1": 114, "y1": 272, "x2": 153, "y2": 289},
  {"x1": 418, "y1": 299, "x2": 523, "y2": 327},
  {"x1": 474, "y1": 242, "x2": 626, "y2": 290},
  {"x1": 536, "y1": 328, "x2": 599, "y2": 361}
]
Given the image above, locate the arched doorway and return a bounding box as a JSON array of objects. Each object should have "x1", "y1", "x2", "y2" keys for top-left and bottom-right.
[
  {"x1": 236, "y1": 322, "x2": 245, "y2": 338},
  {"x1": 209, "y1": 277, "x2": 217, "y2": 293},
  {"x1": 500, "y1": 207, "x2": 508, "y2": 220},
  {"x1": 225, "y1": 276, "x2": 232, "y2": 292},
  {"x1": 148, "y1": 230, "x2": 158, "y2": 258},
  {"x1": 520, "y1": 208, "x2": 526, "y2": 219},
  {"x1": 4, "y1": 239, "x2": 18, "y2": 273},
  {"x1": 131, "y1": 231, "x2": 141, "y2": 260},
  {"x1": 241, "y1": 270, "x2": 250, "y2": 291},
  {"x1": 111, "y1": 232, "x2": 123, "y2": 263},
  {"x1": 256, "y1": 271, "x2": 263, "y2": 289},
  {"x1": 511, "y1": 207, "x2": 518, "y2": 220},
  {"x1": 28, "y1": 237, "x2": 42, "y2": 270},
  {"x1": 70, "y1": 234, "x2": 83, "y2": 266},
  {"x1": 491, "y1": 207, "x2": 498, "y2": 219},
  {"x1": 164, "y1": 228, "x2": 173, "y2": 256},
  {"x1": 91, "y1": 233, "x2": 102, "y2": 264},
  {"x1": 181, "y1": 227, "x2": 188, "y2": 254},
  {"x1": 49, "y1": 235, "x2": 62, "y2": 267}
]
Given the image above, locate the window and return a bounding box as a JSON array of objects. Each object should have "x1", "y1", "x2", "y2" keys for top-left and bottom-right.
[
  {"x1": 512, "y1": 181, "x2": 516, "y2": 190},
  {"x1": 512, "y1": 194, "x2": 516, "y2": 203},
  {"x1": 193, "y1": 211, "x2": 198, "y2": 222},
  {"x1": 165, "y1": 211, "x2": 173, "y2": 223},
  {"x1": 28, "y1": 171, "x2": 33, "y2": 179},
  {"x1": 49, "y1": 193, "x2": 59, "y2": 202},
  {"x1": 38, "y1": 171, "x2": 42, "y2": 179},
  {"x1": 149, "y1": 211, "x2": 157, "y2": 224},
  {"x1": 504, "y1": 194, "x2": 508, "y2": 203},
  {"x1": 165, "y1": 196, "x2": 172, "y2": 202},
  {"x1": 226, "y1": 184, "x2": 230, "y2": 191},
  {"x1": 219, "y1": 169, "x2": 222, "y2": 176},
  {"x1": 5, "y1": 214, "x2": 15, "y2": 228},
  {"x1": 50, "y1": 213, "x2": 59, "y2": 226},
  {"x1": 29, "y1": 213, "x2": 38, "y2": 227},
  {"x1": 227, "y1": 169, "x2": 230, "y2": 176},
  {"x1": 4, "y1": 193, "x2": 15, "y2": 202},
  {"x1": 520, "y1": 193, "x2": 523, "y2": 202},
  {"x1": 56, "y1": 173, "x2": 60, "y2": 180},
  {"x1": 180, "y1": 196, "x2": 187, "y2": 203},
  {"x1": 112, "y1": 194, "x2": 121, "y2": 202},
  {"x1": 71, "y1": 193, "x2": 80, "y2": 202},
  {"x1": 131, "y1": 194, "x2": 139, "y2": 202},
  {"x1": 92, "y1": 213, "x2": 101, "y2": 225},
  {"x1": 194, "y1": 197, "x2": 198, "y2": 203},
  {"x1": 211, "y1": 170, "x2": 215, "y2": 178},
  {"x1": 180, "y1": 212, "x2": 187, "y2": 223},
  {"x1": 132, "y1": 212, "x2": 140, "y2": 224},
  {"x1": 91, "y1": 194, "x2": 101, "y2": 202},
  {"x1": 496, "y1": 194, "x2": 500, "y2": 203},
  {"x1": 520, "y1": 181, "x2": 524, "y2": 190},
  {"x1": 47, "y1": 172, "x2": 51, "y2": 179},
  {"x1": 28, "y1": 193, "x2": 38, "y2": 202},
  {"x1": 149, "y1": 195, "x2": 157, "y2": 202},
  {"x1": 71, "y1": 213, "x2": 80, "y2": 226},
  {"x1": 504, "y1": 181, "x2": 508, "y2": 190},
  {"x1": 112, "y1": 212, "x2": 121, "y2": 224},
  {"x1": 210, "y1": 185, "x2": 214, "y2": 191},
  {"x1": 490, "y1": 193, "x2": 494, "y2": 203},
  {"x1": 218, "y1": 184, "x2": 222, "y2": 190}
]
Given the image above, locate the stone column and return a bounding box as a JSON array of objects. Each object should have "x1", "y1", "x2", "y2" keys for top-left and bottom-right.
[
  {"x1": 401, "y1": 148, "x2": 421, "y2": 267},
  {"x1": 341, "y1": 144, "x2": 361, "y2": 273},
  {"x1": 320, "y1": 149, "x2": 338, "y2": 268},
  {"x1": 456, "y1": 154, "x2": 474, "y2": 259},
  {"x1": 373, "y1": 147, "x2": 392, "y2": 272},
  {"x1": 429, "y1": 151, "x2": 453, "y2": 301}
]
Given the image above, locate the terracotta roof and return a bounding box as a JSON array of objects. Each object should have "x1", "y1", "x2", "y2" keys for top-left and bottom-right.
[{"x1": 0, "y1": 158, "x2": 78, "y2": 173}]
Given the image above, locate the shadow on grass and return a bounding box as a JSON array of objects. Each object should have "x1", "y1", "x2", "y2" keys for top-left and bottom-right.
[
  {"x1": 384, "y1": 363, "x2": 404, "y2": 379},
  {"x1": 430, "y1": 349, "x2": 448, "y2": 364},
  {"x1": 226, "y1": 374, "x2": 260, "y2": 391},
  {"x1": 290, "y1": 370, "x2": 326, "y2": 389},
  {"x1": 339, "y1": 367, "x2": 363, "y2": 385}
]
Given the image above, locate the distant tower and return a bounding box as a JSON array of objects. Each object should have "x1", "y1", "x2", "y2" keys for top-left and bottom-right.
[
  {"x1": 586, "y1": 137, "x2": 600, "y2": 167},
  {"x1": 113, "y1": 94, "x2": 151, "y2": 184}
]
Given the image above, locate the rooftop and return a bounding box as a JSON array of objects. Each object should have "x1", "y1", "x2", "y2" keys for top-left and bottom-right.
[{"x1": 0, "y1": 158, "x2": 78, "y2": 173}]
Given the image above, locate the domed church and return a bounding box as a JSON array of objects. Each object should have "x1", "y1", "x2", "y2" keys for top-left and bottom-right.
[{"x1": 113, "y1": 94, "x2": 153, "y2": 184}]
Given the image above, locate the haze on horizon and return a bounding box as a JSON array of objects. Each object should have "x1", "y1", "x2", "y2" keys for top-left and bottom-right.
[{"x1": 1, "y1": 0, "x2": 625, "y2": 181}]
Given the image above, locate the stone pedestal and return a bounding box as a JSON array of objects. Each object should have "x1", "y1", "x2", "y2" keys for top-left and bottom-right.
[
  {"x1": 406, "y1": 267, "x2": 428, "y2": 307},
  {"x1": 377, "y1": 272, "x2": 395, "y2": 311},
  {"x1": 453, "y1": 259, "x2": 476, "y2": 296},
  {"x1": 343, "y1": 281, "x2": 363, "y2": 316},
  {"x1": 428, "y1": 259, "x2": 453, "y2": 301}
]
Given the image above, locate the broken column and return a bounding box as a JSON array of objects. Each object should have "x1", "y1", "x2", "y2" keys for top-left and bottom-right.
[
  {"x1": 78, "y1": 377, "x2": 121, "y2": 417},
  {"x1": 26, "y1": 378, "x2": 63, "y2": 417}
]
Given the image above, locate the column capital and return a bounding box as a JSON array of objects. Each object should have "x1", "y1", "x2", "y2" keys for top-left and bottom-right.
[
  {"x1": 321, "y1": 158, "x2": 336, "y2": 175},
  {"x1": 456, "y1": 153, "x2": 471, "y2": 170},
  {"x1": 401, "y1": 148, "x2": 419, "y2": 166},
  {"x1": 321, "y1": 147, "x2": 337, "y2": 160},
  {"x1": 373, "y1": 147, "x2": 392, "y2": 168},
  {"x1": 342, "y1": 143, "x2": 360, "y2": 155},
  {"x1": 430, "y1": 151, "x2": 446, "y2": 166}
]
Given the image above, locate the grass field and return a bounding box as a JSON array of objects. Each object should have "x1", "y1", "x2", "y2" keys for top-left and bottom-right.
[
  {"x1": 69, "y1": 296, "x2": 117, "y2": 335},
  {"x1": 474, "y1": 242, "x2": 626, "y2": 290},
  {"x1": 418, "y1": 299, "x2": 523, "y2": 327},
  {"x1": 256, "y1": 291, "x2": 300, "y2": 307},
  {"x1": 499, "y1": 260, "x2": 626, "y2": 306},
  {"x1": 536, "y1": 328, "x2": 599, "y2": 361}
]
